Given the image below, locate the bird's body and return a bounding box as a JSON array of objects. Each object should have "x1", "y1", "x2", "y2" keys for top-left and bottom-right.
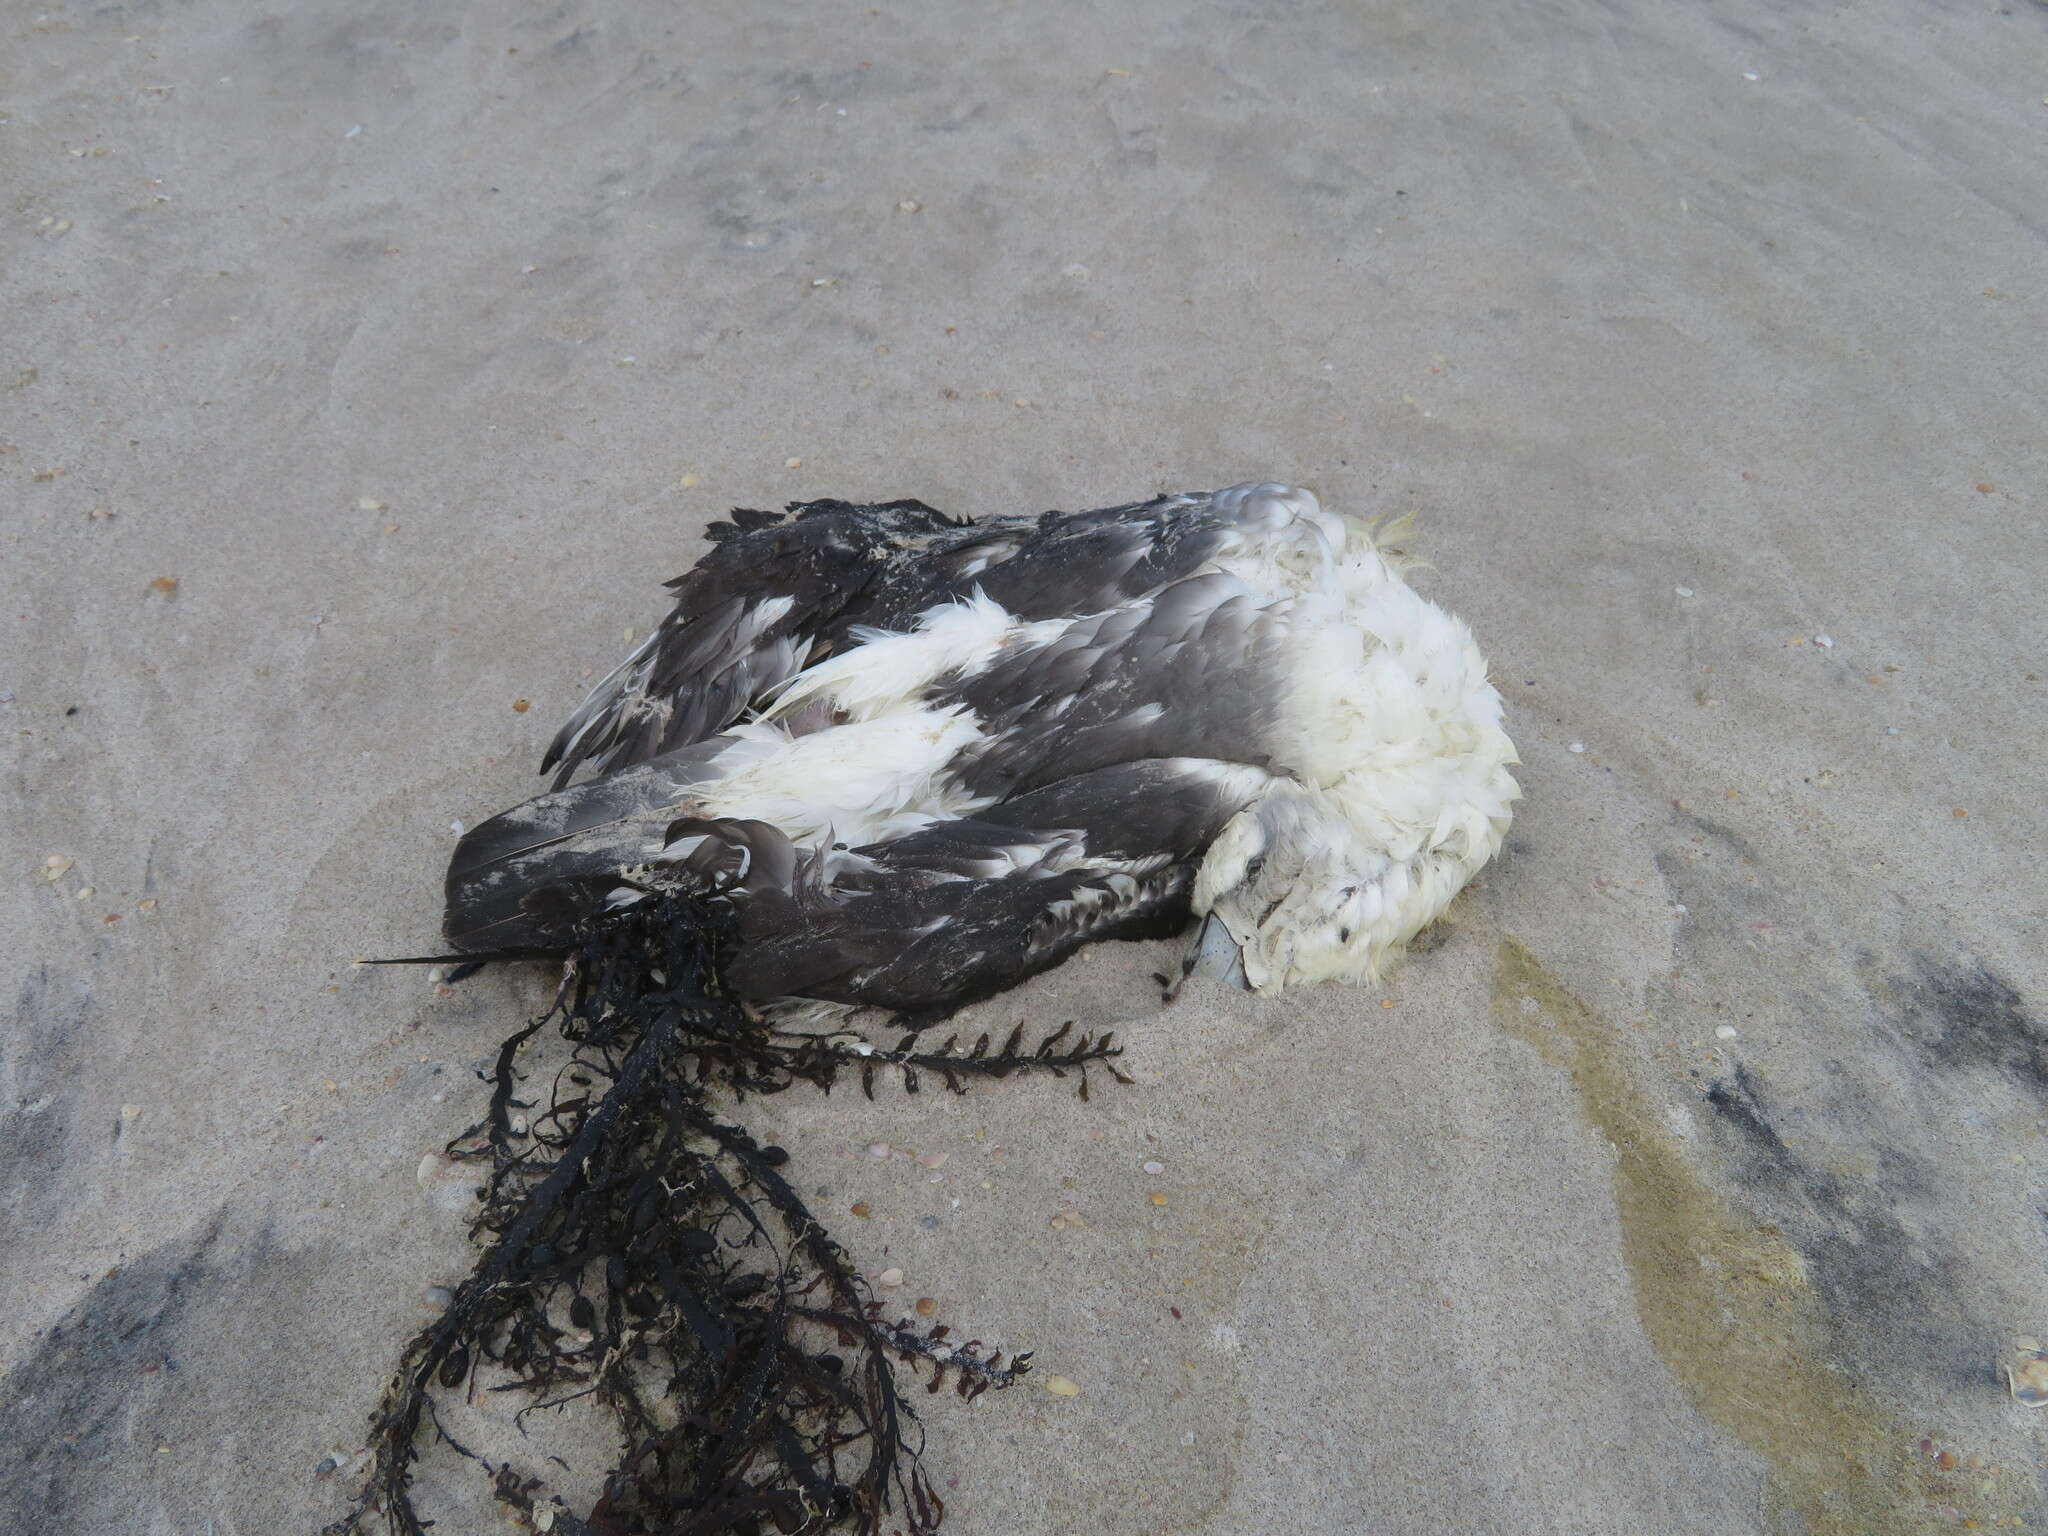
[{"x1": 446, "y1": 483, "x2": 1518, "y2": 1018}]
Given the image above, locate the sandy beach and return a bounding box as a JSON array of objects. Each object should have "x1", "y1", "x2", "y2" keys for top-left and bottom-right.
[{"x1": 4, "y1": 1, "x2": 2044, "y2": 1531}]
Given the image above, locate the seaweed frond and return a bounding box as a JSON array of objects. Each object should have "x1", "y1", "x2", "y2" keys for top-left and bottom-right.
[{"x1": 332, "y1": 892, "x2": 1113, "y2": 1536}]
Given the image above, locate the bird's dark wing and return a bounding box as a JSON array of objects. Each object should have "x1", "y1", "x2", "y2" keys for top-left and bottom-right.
[
  {"x1": 543, "y1": 484, "x2": 1316, "y2": 789},
  {"x1": 449, "y1": 743, "x2": 1268, "y2": 1018},
  {"x1": 930, "y1": 569, "x2": 1297, "y2": 803},
  {"x1": 724, "y1": 758, "x2": 1269, "y2": 1019},
  {"x1": 953, "y1": 481, "x2": 1331, "y2": 624},
  {"x1": 964, "y1": 492, "x2": 1235, "y2": 619},
  {"x1": 541, "y1": 498, "x2": 996, "y2": 788}
]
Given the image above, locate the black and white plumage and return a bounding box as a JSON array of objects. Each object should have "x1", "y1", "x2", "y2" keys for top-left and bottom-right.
[{"x1": 446, "y1": 482, "x2": 1520, "y2": 1018}]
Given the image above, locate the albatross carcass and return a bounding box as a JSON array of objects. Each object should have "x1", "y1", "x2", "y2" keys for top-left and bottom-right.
[{"x1": 444, "y1": 482, "x2": 1519, "y2": 1018}]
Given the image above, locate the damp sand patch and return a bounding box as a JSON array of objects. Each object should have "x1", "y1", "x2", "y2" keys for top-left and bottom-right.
[{"x1": 1492, "y1": 939, "x2": 2030, "y2": 1534}]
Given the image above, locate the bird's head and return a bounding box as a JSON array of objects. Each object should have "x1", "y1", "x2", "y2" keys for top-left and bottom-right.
[
  {"x1": 1185, "y1": 775, "x2": 1503, "y2": 993},
  {"x1": 1188, "y1": 785, "x2": 1403, "y2": 992}
]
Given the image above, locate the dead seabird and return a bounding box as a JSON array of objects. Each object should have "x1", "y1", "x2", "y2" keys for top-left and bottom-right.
[
  {"x1": 443, "y1": 481, "x2": 1520, "y2": 1017},
  {"x1": 341, "y1": 482, "x2": 1522, "y2": 1536}
]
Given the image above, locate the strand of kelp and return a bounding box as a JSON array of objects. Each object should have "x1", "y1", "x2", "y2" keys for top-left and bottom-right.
[{"x1": 329, "y1": 893, "x2": 1130, "y2": 1536}]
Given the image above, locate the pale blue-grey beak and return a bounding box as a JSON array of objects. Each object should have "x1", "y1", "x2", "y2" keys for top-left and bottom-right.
[{"x1": 1178, "y1": 912, "x2": 1251, "y2": 992}]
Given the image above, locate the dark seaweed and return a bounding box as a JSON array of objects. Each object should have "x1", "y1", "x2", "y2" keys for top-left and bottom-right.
[{"x1": 330, "y1": 892, "x2": 1129, "y2": 1536}]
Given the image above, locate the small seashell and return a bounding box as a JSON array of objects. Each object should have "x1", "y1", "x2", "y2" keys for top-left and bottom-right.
[
  {"x1": 915, "y1": 1296, "x2": 936, "y2": 1316},
  {"x1": 851, "y1": 1201, "x2": 872, "y2": 1218},
  {"x1": 42, "y1": 854, "x2": 73, "y2": 882},
  {"x1": 1675, "y1": 586, "x2": 1694, "y2": 598},
  {"x1": 1142, "y1": 1160, "x2": 1164, "y2": 1175},
  {"x1": 2006, "y1": 1349, "x2": 2048, "y2": 1407},
  {"x1": 1814, "y1": 634, "x2": 1834, "y2": 649},
  {"x1": 1043, "y1": 1375, "x2": 1081, "y2": 1397},
  {"x1": 916, "y1": 1151, "x2": 948, "y2": 1170},
  {"x1": 868, "y1": 1142, "x2": 890, "y2": 1159},
  {"x1": 897, "y1": 199, "x2": 921, "y2": 212},
  {"x1": 1715, "y1": 1025, "x2": 1738, "y2": 1040},
  {"x1": 1149, "y1": 1192, "x2": 1169, "y2": 1206},
  {"x1": 877, "y1": 1267, "x2": 904, "y2": 1288}
]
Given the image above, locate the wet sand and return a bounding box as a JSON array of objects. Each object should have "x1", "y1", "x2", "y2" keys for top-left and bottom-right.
[{"x1": 3, "y1": 1, "x2": 2044, "y2": 1531}]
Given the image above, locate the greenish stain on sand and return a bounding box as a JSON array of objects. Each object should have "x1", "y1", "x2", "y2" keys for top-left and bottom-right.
[{"x1": 1492, "y1": 939, "x2": 2027, "y2": 1535}]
